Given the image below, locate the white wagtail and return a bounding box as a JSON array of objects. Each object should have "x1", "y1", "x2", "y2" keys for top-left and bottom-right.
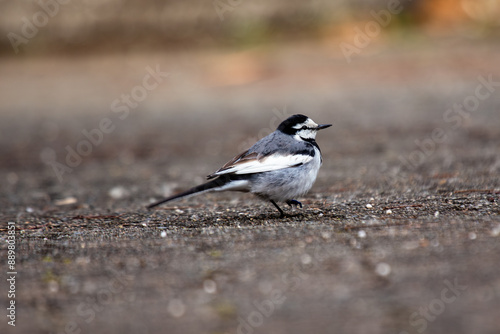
[{"x1": 147, "y1": 114, "x2": 331, "y2": 216}]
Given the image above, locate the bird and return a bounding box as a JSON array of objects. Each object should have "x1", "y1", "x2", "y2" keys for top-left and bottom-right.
[{"x1": 147, "y1": 114, "x2": 331, "y2": 217}]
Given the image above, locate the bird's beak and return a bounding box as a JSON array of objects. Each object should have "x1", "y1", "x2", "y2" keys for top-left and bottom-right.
[{"x1": 316, "y1": 124, "x2": 332, "y2": 130}]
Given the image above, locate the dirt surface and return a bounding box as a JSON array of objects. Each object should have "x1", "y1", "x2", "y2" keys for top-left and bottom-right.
[{"x1": 1, "y1": 41, "x2": 500, "y2": 334}]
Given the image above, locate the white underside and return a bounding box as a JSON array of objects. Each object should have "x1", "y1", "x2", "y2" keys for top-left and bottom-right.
[
  {"x1": 249, "y1": 147, "x2": 322, "y2": 202},
  {"x1": 214, "y1": 180, "x2": 250, "y2": 192}
]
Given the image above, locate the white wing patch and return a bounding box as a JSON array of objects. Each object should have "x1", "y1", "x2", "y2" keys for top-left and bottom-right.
[{"x1": 211, "y1": 154, "x2": 313, "y2": 177}]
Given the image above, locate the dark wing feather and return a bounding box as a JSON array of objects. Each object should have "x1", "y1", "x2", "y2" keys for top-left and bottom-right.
[{"x1": 207, "y1": 150, "x2": 260, "y2": 179}]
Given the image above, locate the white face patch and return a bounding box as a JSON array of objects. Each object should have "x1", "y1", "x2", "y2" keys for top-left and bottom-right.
[{"x1": 293, "y1": 118, "x2": 319, "y2": 140}]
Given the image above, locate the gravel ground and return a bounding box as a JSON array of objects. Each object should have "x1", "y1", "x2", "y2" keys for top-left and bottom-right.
[{"x1": 1, "y1": 40, "x2": 500, "y2": 334}]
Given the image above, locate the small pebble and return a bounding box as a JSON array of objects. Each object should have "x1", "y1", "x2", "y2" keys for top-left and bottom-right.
[
  {"x1": 385, "y1": 209, "x2": 392, "y2": 214},
  {"x1": 160, "y1": 231, "x2": 167, "y2": 238},
  {"x1": 366, "y1": 204, "x2": 373, "y2": 209},
  {"x1": 468, "y1": 232, "x2": 477, "y2": 240},
  {"x1": 48, "y1": 281, "x2": 59, "y2": 293},
  {"x1": 434, "y1": 211, "x2": 440, "y2": 217},
  {"x1": 203, "y1": 279, "x2": 217, "y2": 294},
  {"x1": 375, "y1": 262, "x2": 391, "y2": 277},
  {"x1": 358, "y1": 230, "x2": 367, "y2": 238},
  {"x1": 321, "y1": 232, "x2": 331, "y2": 239},
  {"x1": 491, "y1": 225, "x2": 500, "y2": 237},
  {"x1": 301, "y1": 254, "x2": 312, "y2": 264},
  {"x1": 108, "y1": 186, "x2": 127, "y2": 199},
  {"x1": 167, "y1": 299, "x2": 186, "y2": 318},
  {"x1": 54, "y1": 196, "x2": 77, "y2": 206}
]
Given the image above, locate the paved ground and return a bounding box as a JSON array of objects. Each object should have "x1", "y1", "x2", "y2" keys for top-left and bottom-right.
[{"x1": 1, "y1": 40, "x2": 500, "y2": 334}]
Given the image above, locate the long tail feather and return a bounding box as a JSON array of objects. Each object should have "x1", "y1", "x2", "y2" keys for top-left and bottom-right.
[{"x1": 147, "y1": 175, "x2": 248, "y2": 209}]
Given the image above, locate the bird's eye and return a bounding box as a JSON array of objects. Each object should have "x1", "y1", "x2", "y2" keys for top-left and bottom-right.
[{"x1": 301, "y1": 126, "x2": 307, "y2": 130}]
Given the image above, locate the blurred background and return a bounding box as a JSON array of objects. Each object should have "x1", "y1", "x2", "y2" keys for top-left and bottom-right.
[
  {"x1": 0, "y1": 0, "x2": 499, "y2": 205},
  {"x1": 1, "y1": 0, "x2": 499, "y2": 54},
  {"x1": 1, "y1": 2, "x2": 500, "y2": 334}
]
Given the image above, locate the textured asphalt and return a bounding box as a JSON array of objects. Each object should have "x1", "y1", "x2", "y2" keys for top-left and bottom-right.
[{"x1": 1, "y1": 41, "x2": 500, "y2": 334}]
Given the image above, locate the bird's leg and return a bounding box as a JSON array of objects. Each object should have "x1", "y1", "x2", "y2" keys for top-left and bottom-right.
[
  {"x1": 270, "y1": 200, "x2": 285, "y2": 217},
  {"x1": 286, "y1": 199, "x2": 303, "y2": 208}
]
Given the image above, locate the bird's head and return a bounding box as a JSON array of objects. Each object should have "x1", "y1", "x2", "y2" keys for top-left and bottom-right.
[{"x1": 277, "y1": 114, "x2": 331, "y2": 140}]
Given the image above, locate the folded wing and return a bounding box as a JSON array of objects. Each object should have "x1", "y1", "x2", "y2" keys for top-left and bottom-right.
[{"x1": 207, "y1": 150, "x2": 312, "y2": 179}]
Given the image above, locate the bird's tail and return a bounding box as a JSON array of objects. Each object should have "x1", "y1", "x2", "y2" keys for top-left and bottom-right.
[{"x1": 146, "y1": 175, "x2": 248, "y2": 209}]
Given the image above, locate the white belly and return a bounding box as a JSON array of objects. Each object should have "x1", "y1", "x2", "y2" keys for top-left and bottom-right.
[{"x1": 250, "y1": 147, "x2": 322, "y2": 202}]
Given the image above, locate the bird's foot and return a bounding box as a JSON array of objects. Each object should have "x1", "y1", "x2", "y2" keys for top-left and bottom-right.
[
  {"x1": 270, "y1": 200, "x2": 285, "y2": 218},
  {"x1": 286, "y1": 199, "x2": 303, "y2": 208}
]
